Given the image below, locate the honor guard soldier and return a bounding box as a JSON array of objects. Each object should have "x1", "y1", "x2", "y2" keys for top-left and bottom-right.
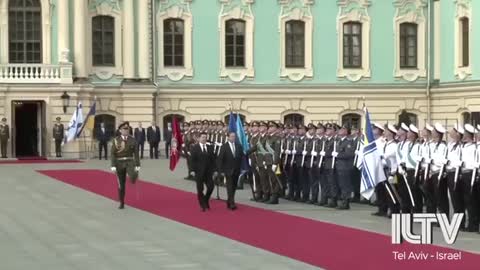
[
  {"x1": 382, "y1": 124, "x2": 400, "y2": 217},
  {"x1": 294, "y1": 124, "x2": 308, "y2": 202},
  {"x1": 304, "y1": 123, "x2": 317, "y2": 203},
  {"x1": 399, "y1": 124, "x2": 420, "y2": 214},
  {"x1": 447, "y1": 124, "x2": 466, "y2": 229},
  {"x1": 110, "y1": 122, "x2": 141, "y2": 209},
  {"x1": 248, "y1": 121, "x2": 263, "y2": 201},
  {"x1": 426, "y1": 123, "x2": 447, "y2": 215},
  {"x1": 0, "y1": 118, "x2": 9, "y2": 158},
  {"x1": 333, "y1": 124, "x2": 355, "y2": 210},
  {"x1": 396, "y1": 123, "x2": 410, "y2": 213},
  {"x1": 371, "y1": 123, "x2": 388, "y2": 216},
  {"x1": 350, "y1": 126, "x2": 363, "y2": 202},
  {"x1": 416, "y1": 123, "x2": 433, "y2": 212},
  {"x1": 442, "y1": 124, "x2": 463, "y2": 219},
  {"x1": 459, "y1": 124, "x2": 479, "y2": 232},
  {"x1": 249, "y1": 121, "x2": 270, "y2": 202},
  {"x1": 311, "y1": 123, "x2": 326, "y2": 205},
  {"x1": 53, "y1": 117, "x2": 65, "y2": 157},
  {"x1": 321, "y1": 123, "x2": 337, "y2": 207},
  {"x1": 182, "y1": 122, "x2": 195, "y2": 180},
  {"x1": 284, "y1": 125, "x2": 298, "y2": 200},
  {"x1": 264, "y1": 121, "x2": 282, "y2": 204}
]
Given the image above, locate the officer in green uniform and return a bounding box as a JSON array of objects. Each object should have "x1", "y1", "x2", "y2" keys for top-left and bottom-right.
[
  {"x1": 53, "y1": 117, "x2": 64, "y2": 157},
  {"x1": 0, "y1": 118, "x2": 9, "y2": 158},
  {"x1": 110, "y1": 122, "x2": 141, "y2": 209}
]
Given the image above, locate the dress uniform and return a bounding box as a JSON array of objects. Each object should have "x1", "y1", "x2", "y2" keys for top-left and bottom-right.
[
  {"x1": 456, "y1": 124, "x2": 479, "y2": 232},
  {"x1": 294, "y1": 124, "x2": 309, "y2": 202},
  {"x1": 398, "y1": 124, "x2": 420, "y2": 214},
  {"x1": 334, "y1": 124, "x2": 355, "y2": 209},
  {"x1": 311, "y1": 123, "x2": 326, "y2": 205},
  {"x1": 383, "y1": 124, "x2": 400, "y2": 216},
  {"x1": 425, "y1": 123, "x2": 448, "y2": 214},
  {"x1": 110, "y1": 122, "x2": 141, "y2": 209},
  {"x1": 285, "y1": 125, "x2": 298, "y2": 200},
  {"x1": 321, "y1": 123, "x2": 337, "y2": 208},
  {"x1": 350, "y1": 127, "x2": 363, "y2": 202},
  {"x1": 248, "y1": 121, "x2": 263, "y2": 201},
  {"x1": 53, "y1": 117, "x2": 65, "y2": 157},
  {"x1": 0, "y1": 118, "x2": 9, "y2": 158},
  {"x1": 416, "y1": 124, "x2": 434, "y2": 213},
  {"x1": 249, "y1": 121, "x2": 272, "y2": 202},
  {"x1": 264, "y1": 121, "x2": 282, "y2": 204},
  {"x1": 304, "y1": 124, "x2": 317, "y2": 203}
]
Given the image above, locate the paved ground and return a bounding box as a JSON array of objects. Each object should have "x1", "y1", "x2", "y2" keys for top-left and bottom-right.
[{"x1": 1, "y1": 158, "x2": 479, "y2": 270}]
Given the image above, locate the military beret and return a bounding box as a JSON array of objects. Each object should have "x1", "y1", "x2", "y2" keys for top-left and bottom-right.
[
  {"x1": 56, "y1": 117, "x2": 61, "y2": 121},
  {"x1": 118, "y1": 121, "x2": 130, "y2": 129}
]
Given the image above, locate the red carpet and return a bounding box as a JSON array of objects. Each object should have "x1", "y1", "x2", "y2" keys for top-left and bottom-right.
[
  {"x1": 17, "y1": 156, "x2": 48, "y2": 160},
  {"x1": 38, "y1": 169, "x2": 480, "y2": 270},
  {"x1": 0, "y1": 159, "x2": 82, "y2": 164}
]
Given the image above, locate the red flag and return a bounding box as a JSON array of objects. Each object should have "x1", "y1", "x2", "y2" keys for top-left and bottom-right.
[{"x1": 169, "y1": 117, "x2": 183, "y2": 171}]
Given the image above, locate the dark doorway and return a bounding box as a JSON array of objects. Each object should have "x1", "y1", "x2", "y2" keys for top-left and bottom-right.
[
  {"x1": 13, "y1": 101, "x2": 45, "y2": 157},
  {"x1": 284, "y1": 113, "x2": 304, "y2": 126},
  {"x1": 163, "y1": 114, "x2": 185, "y2": 129}
]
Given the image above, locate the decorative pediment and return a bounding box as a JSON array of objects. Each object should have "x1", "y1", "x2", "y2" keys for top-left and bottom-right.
[
  {"x1": 159, "y1": 0, "x2": 193, "y2": 17},
  {"x1": 279, "y1": 0, "x2": 314, "y2": 19},
  {"x1": 393, "y1": 0, "x2": 427, "y2": 22},
  {"x1": 220, "y1": 0, "x2": 254, "y2": 18},
  {"x1": 88, "y1": 0, "x2": 121, "y2": 14},
  {"x1": 337, "y1": 0, "x2": 370, "y2": 19}
]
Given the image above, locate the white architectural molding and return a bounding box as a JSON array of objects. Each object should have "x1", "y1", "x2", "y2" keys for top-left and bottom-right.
[
  {"x1": 336, "y1": 0, "x2": 371, "y2": 82},
  {"x1": 393, "y1": 0, "x2": 427, "y2": 82},
  {"x1": 157, "y1": 0, "x2": 194, "y2": 82},
  {"x1": 0, "y1": 0, "x2": 53, "y2": 64},
  {"x1": 454, "y1": 0, "x2": 472, "y2": 80},
  {"x1": 278, "y1": 0, "x2": 314, "y2": 82},
  {"x1": 218, "y1": 0, "x2": 255, "y2": 82},
  {"x1": 87, "y1": 0, "x2": 123, "y2": 79}
]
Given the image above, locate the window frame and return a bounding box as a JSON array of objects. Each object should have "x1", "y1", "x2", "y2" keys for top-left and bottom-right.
[
  {"x1": 454, "y1": 0, "x2": 472, "y2": 80},
  {"x1": 342, "y1": 21, "x2": 362, "y2": 69},
  {"x1": 92, "y1": 15, "x2": 115, "y2": 67},
  {"x1": 225, "y1": 19, "x2": 246, "y2": 68},
  {"x1": 163, "y1": 18, "x2": 185, "y2": 68},
  {"x1": 399, "y1": 22, "x2": 418, "y2": 69},
  {"x1": 285, "y1": 20, "x2": 305, "y2": 68}
]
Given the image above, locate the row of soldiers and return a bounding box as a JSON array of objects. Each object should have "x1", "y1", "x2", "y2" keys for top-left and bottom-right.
[
  {"x1": 181, "y1": 119, "x2": 361, "y2": 208},
  {"x1": 369, "y1": 122, "x2": 480, "y2": 233}
]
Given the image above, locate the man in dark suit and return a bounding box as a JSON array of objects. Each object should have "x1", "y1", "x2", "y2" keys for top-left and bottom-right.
[
  {"x1": 164, "y1": 122, "x2": 172, "y2": 159},
  {"x1": 96, "y1": 122, "x2": 110, "y2": 160},
  {"x1": 217, "y1": 131, "x2": 244, "y2": 210},
  {"x1": 147, "y1": 121, "x2": 161, "y2": 159},
  {"x1": 191, "y1": 132, "x2": 216, "y2": 211},
  {"x1": 134, "y1": 122, "x2": 146, "y2": 159}
]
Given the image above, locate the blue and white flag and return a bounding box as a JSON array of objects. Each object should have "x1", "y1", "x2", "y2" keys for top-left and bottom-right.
[
  {"x1": 66, "y1": 102, "x2": 84, "y2": 142},
  {"x1": 360, "y1": 107, "x2": 386, "y2": 199}
]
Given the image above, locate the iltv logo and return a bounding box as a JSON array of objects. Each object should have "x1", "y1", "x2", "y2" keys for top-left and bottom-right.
[{"x1": 392, "y1": 213, "x2": 464, "y2": 244}]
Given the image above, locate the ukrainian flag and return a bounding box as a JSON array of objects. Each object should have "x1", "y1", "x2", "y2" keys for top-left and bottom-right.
[
  {"x1": 360, "y1": 107, "x2": 386, "y2": 199},
  {"x1": 76, "y1": 100, "x2": 96, "y2": 138}
]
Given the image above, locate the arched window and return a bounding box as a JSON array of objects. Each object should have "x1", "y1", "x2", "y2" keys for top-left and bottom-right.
[
  {"x1": 9, "y1": 0, "x2": 42, "y2": 63},
  {"x1": 224, "y1": 114, "x2": 246, "y2": 125},
  {"x1": 164, "y1": 18, "x2": 184, "y2": 67},
  {"x1": 398, "y1": 110, "x2": 418, "y2": 127},
  {"x1": 92, "y1": 15, "x2": 115, "y2": 66},
  {"x1": 93, "y1": 114, "x2": 116, "y2": 140},
  {"x1": 285, "y1": 20, "x2": 305, "y2": 68},
  {"x1": 342, "y1": 113, "x2": 361, "y2": 129},
  {"x1": 284, "y1": 113, "x2": 304, "y2": 126},
  {"x1": 225, "y1": 19, "x2": 245, "y2": 67},
  {"x1": 163, "y1": 114, "x2": 185, "y2": 129}
]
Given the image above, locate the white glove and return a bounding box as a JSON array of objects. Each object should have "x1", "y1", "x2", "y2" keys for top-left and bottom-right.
[
  {"x1": 332, "y1": 152, "x2": 338, "y2": 158},
  {"x1": 213, "y1": 171, "x2": 219, "y2": 179},
  {"x1": 191, "y1": 171, "x2": 196, "y2": 177},
  {"x1": 320, "y1": 151, "x2": 326, "y2": 156},
  {"x1": 292, "y1": 150, "x2": 297, "y2": 155},
  {"x1": 388, "y1": 176, "x2": 395, "y2": 184},
  {"x1": 381, "y1": 159, "x2": 387, "y2": 167},
  {"x1": 285, "y1": 150, "x2": 291, "y2": 155},
  {"x1": 110, "y1": 167, "x2": 116, "y2": 172},
  {"x1": 135, "y1": 166, "x2": 140, "y2": 172},
  {"x1": 398, "y1": 166, "x2": 404, "y2": 174},
  {"x1": 302, "y1": 151, "x2": 307, "y2": 156},
  {"x1": 311, "y1": 151, "x2": 318, "y2": 157},
  {"x1": 354, "y1": 150, "x2": 360, "y2": 155},
  {"x1": 454, "y1": 161, "x2": 462, "y2": 167},
  {"x1": 272, "y1": 165, "x2": 277, "y2": 172},
  {"x1": 441, "y1": 159, "x2": 449, "y2": 165},
  {"x1": 424, "y1": 158, "x2": 431, "y2": 164},
  {"x1": 415, "y1": 156, "x2": 423, "y2": 162},
  {"x1": 263, "y1": 161, "x2": 266, "y2": 166}
]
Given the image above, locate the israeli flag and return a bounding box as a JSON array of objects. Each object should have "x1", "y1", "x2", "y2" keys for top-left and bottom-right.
[{"x1": 66, "y1": 102, "x2": 84, "y2": 142}]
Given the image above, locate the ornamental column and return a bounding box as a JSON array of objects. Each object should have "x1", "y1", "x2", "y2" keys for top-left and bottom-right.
[
  {"x1": 73, "y1": 0, "x2": 87, "y2": 78},
  {"x1": 58, "y1": 0, "x2": 70, "y2": 62},
  {"x1": 137, "y1": 0, "x2": 150, "y2": 79},
  {"x1": 123, "y1": 0, "x2": 135, "y2": 79}
]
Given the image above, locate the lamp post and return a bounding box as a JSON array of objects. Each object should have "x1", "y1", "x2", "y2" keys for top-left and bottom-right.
[{"x1": 61, "y1": 91, "x2": 70, "y2": 114}]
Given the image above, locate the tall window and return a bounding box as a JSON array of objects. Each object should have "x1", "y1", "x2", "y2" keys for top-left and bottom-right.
[
  {"x1": 284, "y1": 113, "x2": 304, "y2": 126},
  {"x1": 342, "y1": 113, "x2": 361, "y2": 129},
  {"x1": 399, "y1": 23, "x2": 417, "y2": 68},
  {"x1": 8, "y1": 0, "x2": 42, "y2": 63},
  {"x1": 92, "y1": 16, "x2": 115, "y2": 66},
  {"x1": 460, "y1": 17, "x2": 469, "y2": 67},
  {"x1": 343, "y1": 22, "x2": 362, "y2": 68},
  {"x1": 285, "y1": 20, "x2": 305, "y2": 68},
  {"x1": 164, "y1": 19, "x2": 184, "y2": 67},
  {"x1": 225, "y1": 19, "x2": 245, "y2": 67}
]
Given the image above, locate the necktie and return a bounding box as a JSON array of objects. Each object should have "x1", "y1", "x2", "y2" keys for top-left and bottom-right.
[
  {"x1": 231, "y1": 143, "x2": 235, "y2": 156},
  {"x1": 202, "y1": 145, "x2": 206, "y2": 153}
]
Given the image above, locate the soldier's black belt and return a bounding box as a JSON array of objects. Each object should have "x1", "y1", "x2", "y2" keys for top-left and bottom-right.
[{"x1": 117, "y1": 157, "x2": 134, "y2": 161}]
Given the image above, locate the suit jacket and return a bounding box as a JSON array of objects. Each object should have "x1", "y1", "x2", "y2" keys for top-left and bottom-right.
[
  {"x1": 134, "y1": 128, "x2": 146, "y2": 143},
  {"x1": 147, "y1": 126, "x2": 161, "y2": 143},
  {"x1": 164, "y1": 128, "x2": 172, "y2": 142},
  {"x1": 191, "y1": 143, "x2": 215, "y2": 178},
  {"x1": 217, "y1": 141, "x2": 243, "y2": 176},
  {"x1": 96, "y1": 127, "x2": 110, "y2": 143}
]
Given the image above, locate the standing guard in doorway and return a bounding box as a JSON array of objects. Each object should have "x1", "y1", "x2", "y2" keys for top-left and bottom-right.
[
  {"x1": 0, "y1": 118, "x2": 10, "y2": 158},
  {"x1": 53, "y1": 117, "x2": 64, "y2": 157}
]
